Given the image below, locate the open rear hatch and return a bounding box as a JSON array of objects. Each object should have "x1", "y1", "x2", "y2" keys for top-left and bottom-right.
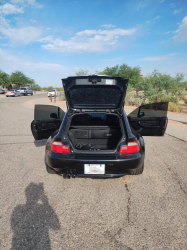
[{"x1": 62, "y1": 75, "x2": 129, "y2": 111}]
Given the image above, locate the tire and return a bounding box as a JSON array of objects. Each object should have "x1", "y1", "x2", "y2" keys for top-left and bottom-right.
[
  {"x1": 6, "y1": 96, "x2": 8, "y2": 97},
  {"x1": 31, "y1": 92, "x2": 33, "y2": 95},
  {"x1": 127, "y1": 164, "x2": 144, "y2": 175},
  {"x1": 45, "y1": 160, "x2": 57, "y2": 174}
]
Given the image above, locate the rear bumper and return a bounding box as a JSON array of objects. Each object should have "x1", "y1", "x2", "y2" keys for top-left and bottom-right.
[{"x1": 46, "y1": 151, "x2": 145, "y2": 177}]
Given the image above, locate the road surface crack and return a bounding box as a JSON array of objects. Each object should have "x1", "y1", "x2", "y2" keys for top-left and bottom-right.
[
  {"x1": 164, "y1": 163, "x2": 186, "y2": 195},
  {"x1": 104, "y1": 230, "x2": 133, "y2": 250},
  {"x1": 125, "y1": 184, "x2": 131, "y2": 223}
]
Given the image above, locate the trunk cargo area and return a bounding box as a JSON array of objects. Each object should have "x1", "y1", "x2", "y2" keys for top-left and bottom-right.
[{"x1": 68, "y1": 113, "x2": 123, "y2": 151}]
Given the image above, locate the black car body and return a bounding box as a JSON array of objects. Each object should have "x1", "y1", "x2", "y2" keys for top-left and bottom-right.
[{"x1": 31, "y1": 75, "x2": 168, "y2": 178}]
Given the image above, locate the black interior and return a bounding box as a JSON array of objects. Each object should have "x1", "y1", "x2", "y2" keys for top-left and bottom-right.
[{"x1": 68, "y1": 114, "x2": 123, "y2": 150}]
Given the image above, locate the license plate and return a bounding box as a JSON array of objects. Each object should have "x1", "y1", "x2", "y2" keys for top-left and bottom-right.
[{"x1": 84, "y1": 164, "x2": 105, "y2": 174}]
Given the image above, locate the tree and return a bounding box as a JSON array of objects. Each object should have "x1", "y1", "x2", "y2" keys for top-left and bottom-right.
[
  {"x1": 27, "y1": 77, "x2": 35, "y2": 87},
  {"x1": 75, "y1": 69, "x2": 89, "y2": 76},
  {"x1": 174, "y1": 73, "x2": 186, "y2": 97},
  {"x1": 30, "y1": 83, "x2": 41, "y2": 91},
  {"x1": 0, "y1": 71, "x2": 11, "y2": 88},
  {"x1": 97, "y1": 64, "x2": 142, "y2": 88},
  {"x1": 46, "y1": 86, "x2": 54, "y2": 91},
  {"x1": 10, "y1": 71, "x2": 28, "y2": 85},
  {"x1": 136, "y1": 70, "x2": 186, "y2": 103}
]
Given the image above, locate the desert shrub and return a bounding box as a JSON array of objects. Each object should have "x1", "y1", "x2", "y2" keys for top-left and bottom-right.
[
  {"x1": 168, "y1": 102, "x2": 182, "y2": 112},
  {"x1": 58, "y1": 91, "x2": 66, "y2": 101},
  {"x1": 147, "y1": 93, "x2": 178, "y2": 104},
  {"x1": 179, "y1": 93, "x2": 187, "y2": 103}
]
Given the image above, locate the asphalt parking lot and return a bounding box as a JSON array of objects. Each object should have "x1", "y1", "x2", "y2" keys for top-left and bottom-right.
[{"x1": 0, "y1": 93, "x2": 186, "y2": 250}]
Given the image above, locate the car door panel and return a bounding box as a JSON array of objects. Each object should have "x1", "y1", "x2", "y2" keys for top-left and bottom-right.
[
  {"x1": 127, "y1": 102, "x2": 168, "y2": 136},
  {"x1": 31, "y1": 105, "x2": 65, "y2": 140},
  {"x1": 31, "y1": 119, "x2": 62, "y2": 140}
]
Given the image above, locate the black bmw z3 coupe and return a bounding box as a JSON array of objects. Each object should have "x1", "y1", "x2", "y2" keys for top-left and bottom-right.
[{"x1": 31, "y1": 75, "x2": 168, "y2": 178}]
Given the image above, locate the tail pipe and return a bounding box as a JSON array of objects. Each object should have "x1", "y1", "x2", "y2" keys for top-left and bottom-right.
[{"x1": 63, "y1": 169, "x2": 77, "y2": 179}]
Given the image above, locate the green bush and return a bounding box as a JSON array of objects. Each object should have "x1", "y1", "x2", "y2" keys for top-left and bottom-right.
[
  {"x1": 179, "y1": 93, "x2": 187, "y2": 103},
  {"x1": 168, "y1": 102, "x2": 183, "y2": 112},
  {"x1": 148, "y1": 93, "x2": 178, "y2": 104}
]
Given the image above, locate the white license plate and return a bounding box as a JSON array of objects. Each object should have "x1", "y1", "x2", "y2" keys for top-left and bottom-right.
[{"x1": 84, "y1": 164, "x2": 105, "y2": 174}]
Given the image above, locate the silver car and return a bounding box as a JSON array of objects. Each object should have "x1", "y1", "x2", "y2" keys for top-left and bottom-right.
[
  {"x1": 0, "y1": 89, "x2": 5, "y2": 94},
  {"x1": 6, "y1": 89, "x2": 21, "y2": 97},
  {"x1": 20, "y1": 87, "x2": 33, "y2": 96}
]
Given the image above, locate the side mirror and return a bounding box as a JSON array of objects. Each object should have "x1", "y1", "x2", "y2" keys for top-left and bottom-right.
[
  {"x1": 50, "y1": 113, "x2": 58, "y2": 119},
  {"x1": 138, "y1": 111, "x2": 145, "y2": 118}
]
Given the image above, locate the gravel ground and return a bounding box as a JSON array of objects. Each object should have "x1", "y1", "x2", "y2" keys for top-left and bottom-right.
[{"x1": 0, "y1": 94, "x2": 186, "y2": 250}]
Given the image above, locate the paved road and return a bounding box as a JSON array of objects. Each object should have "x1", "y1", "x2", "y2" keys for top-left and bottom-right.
[{"x1": 0, "y1": 94, "x2": 186, "y2": 250}]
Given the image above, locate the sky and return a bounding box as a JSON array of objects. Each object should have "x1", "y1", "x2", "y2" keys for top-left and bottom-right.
[{"x1": 0, "y1": 0, "x2": 187, "y2": 87}]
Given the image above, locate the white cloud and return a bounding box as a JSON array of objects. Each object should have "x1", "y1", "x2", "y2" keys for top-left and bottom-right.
[
  {"x1": 154, "y1": 15, "x2": 161, "y2": 20},
  {"x1": 30, "y1": 19, "x2": 36, "y2": 23},
  {"x1": 138, "y1": 53, "x2": 178, "y2": 61},
  {"x1": 0, "y1": 49, "x2": 72, "y2": 86},
  {"x1": 101, "y1": 24, "x2": 116, "y2": 29},
  {"x1": 136, "y1": 2, "x2": 147, "y2": 11},
  {"x1": 38, "y1": 36, "x2": 54, "y2": 42},
  {"x1": 10, "y1": 0, "x2": 35, "y2": 3},
  {"x1": 102, "y1": 57, "x2": 121, "y2": 62},
  {"x1": 174, "y1": 9, "x2": 182, "y2": 15},
  {"x1": 173, "y1": 16, "x2": 187, "y2": 43},
  {"x1": 0, "y1": 15, "x2": 42, "y2": 44},
  {"x1": 0, "y1": 48, "x2": 66, "y2": 71},
  {"x1": 164, "y1": 31, "x2": 171, "y2": 34},
  {"x1": 0, "y1": 3, "x2": 23, "y2": 15},
  {"x1": 0, "y1": 16, "x2": 10, "y2": 28},
  {"x1": 39, "y1": 27, "x2": 137, "y2": 53},
  {"x1": 10, "y1": 0, "x2": 44, "y2": 8},
  {"x1": 1, "y1": 26, "x2": 42, "y2": 44}
]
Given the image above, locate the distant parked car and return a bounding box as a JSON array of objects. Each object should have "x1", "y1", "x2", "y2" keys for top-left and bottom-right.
[
  {"x1": 48, "y1": 89, "x2": 59, "y2": 97},
  {"x1": 6, "y1": 89, "x2": 20, "y2": 97},
  {"x1": 20, "y1": 87, "x2": 33, "y2": 96},
  {"x1": 0, "y1": 89, "x2": 5, "y2": 94}
]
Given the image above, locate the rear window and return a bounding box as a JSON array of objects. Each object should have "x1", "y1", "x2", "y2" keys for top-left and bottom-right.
[
  {"x1": 69, "y1": 86, "x2": 122, "y2": 107},
  {"x1": 71, "y1": 113, "x2": 120, "y2": 126},
  {"x1": 49, "y1": 90, "x2": 55, "y2": 92},
  {"x1": 8, "y1": 89, "x2": 14, "y2": 91},
  {"x1": 21, "y1": 88, "x2": 26, "y2": 90}
]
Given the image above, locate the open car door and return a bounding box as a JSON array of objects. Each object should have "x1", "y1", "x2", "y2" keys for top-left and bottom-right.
[
  {"x1": 127, "y1": 102, "x2": 168, "y2": 136},
  {"x1": 31, "y1": 105, "x2": 65, "y2": 140}
]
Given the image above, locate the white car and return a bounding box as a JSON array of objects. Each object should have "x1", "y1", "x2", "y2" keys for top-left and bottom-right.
[
  {"x1": 47, "y1": 89, "x2": 59, "y2": 97},
  {"x1": 6, "y1": 89, "x2": 21, "y2": 97},
  {"x1": 20, "y1": 87, "x2": 33, "y2": 96}
]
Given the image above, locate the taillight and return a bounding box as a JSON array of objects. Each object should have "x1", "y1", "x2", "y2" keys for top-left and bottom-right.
[
  {"x1": 51, "y1": 142, "x2": 70, "y2": 154},
  {"x1": 120, "y1": 142, "x2": 139, "y2": 154},
  {"x1": 5, "y1": 92, "x2": 7, "y2": 93},
  {"x1": 11, "y1": 92, "x2": 14, "y2": 93}
]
